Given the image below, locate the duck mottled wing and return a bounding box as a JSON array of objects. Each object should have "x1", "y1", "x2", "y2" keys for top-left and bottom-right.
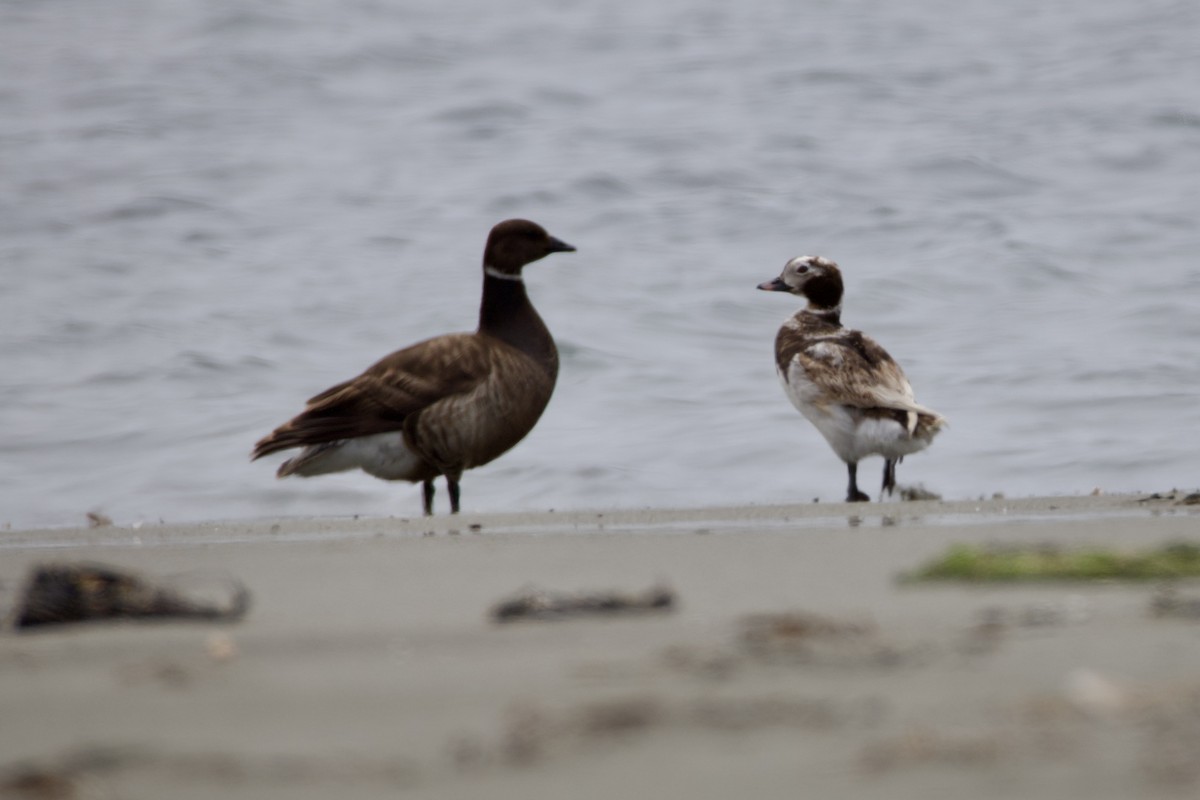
[
  {"x1": 252, "y1": 334, "x2": 492, "y2": 458},
  {"x1": 793, "y1": 331, "x2": 917, "y2": 411}
]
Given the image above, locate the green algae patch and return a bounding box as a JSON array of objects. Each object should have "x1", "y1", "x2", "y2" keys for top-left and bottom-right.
[{"x1": 905, "y1": 541, "x2": 1200, "y2": 582}]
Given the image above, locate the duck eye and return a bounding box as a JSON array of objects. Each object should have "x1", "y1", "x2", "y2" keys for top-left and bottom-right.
[{"x1": 796, "y1": 265, "x2": 809, "y2": 274}]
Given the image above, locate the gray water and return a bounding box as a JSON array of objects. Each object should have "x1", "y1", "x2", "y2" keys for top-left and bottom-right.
[{"x1": 2, "y1": 0, "x2": 1198, "y2": 529}]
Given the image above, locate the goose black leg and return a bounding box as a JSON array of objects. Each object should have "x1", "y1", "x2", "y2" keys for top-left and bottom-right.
[
  {"x1": 846, "y1": 462, "x2": 870, "y2": 503},
  {"x1": 422, "y1": 479, "x2": 435, "y2": 517},
  {"x1": 882, "y1": 458, "x2": 898, "y2": 498},
  {"x1": 447, "y1": 477, "x2": 461, "y2": 514}
]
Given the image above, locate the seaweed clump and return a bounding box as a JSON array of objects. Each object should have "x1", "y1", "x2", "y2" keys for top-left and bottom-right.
[{"x1": 905, "y1": 541, "x2": 1200, "y2": 582}]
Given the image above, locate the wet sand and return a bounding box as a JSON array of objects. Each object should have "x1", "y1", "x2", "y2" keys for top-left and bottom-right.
[{"x1": 2, "y1": 492, "x2": 1199, "y2": 799}]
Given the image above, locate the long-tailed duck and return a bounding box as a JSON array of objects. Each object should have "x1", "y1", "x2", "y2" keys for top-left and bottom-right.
[
  {"x1": 252, "y1": 219, "x2": 575, "y2": 515},
  {"x1": 758, "y1": 255, "x2": 945, "y2": 502}
]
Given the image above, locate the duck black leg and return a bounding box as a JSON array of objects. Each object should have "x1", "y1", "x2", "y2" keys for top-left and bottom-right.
[
  {"x1": 882, "y1": 458, "x2": 898, "y2": 498},
  {"x1": 846, "y1": 462, "x2": 870, "y2": 503},
  {"x1": 447, "y1": 477, "x2": 461, "y2": 514},
  {"x1": 422, "y1": 479, "x2": 435, "y2": 516}
]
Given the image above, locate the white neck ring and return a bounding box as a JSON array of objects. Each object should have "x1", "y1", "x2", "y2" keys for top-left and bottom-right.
[{"x1": 484, "y1": 265, "x2": 523, "y2": 282}]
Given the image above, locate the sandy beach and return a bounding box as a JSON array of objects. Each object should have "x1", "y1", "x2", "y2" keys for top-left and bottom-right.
[{"x1": 3, "y1": 492, "x2": 1200, "y2": 799}]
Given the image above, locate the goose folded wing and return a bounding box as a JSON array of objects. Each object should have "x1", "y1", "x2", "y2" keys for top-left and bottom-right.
[{"x1": 253, "y1": 334, "x2": 492, "y2": 456}]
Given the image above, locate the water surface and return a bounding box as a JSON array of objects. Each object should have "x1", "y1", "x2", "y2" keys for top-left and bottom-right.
[{"x1": 2, "y1": 0, "x2": 1197, "y2": 528}]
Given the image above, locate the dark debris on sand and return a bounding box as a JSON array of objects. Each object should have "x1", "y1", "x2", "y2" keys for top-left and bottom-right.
[
  {"x1": 7, "y1": 563, "x2": 250, "y2": 631},
  {"x1": 1151, "y1": 587, "x2": 1200, "y2": 620},
  {"x1": 490, "y1": 584, "x2": 675, "y2": 623},
  {"x1": 1138, "y1": 489, "x2": 1200, "y2": 506},
  {"x1": 898, "y1": 484, "x2": 942, "y2": 502}
]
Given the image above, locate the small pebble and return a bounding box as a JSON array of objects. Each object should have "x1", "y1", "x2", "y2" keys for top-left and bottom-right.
[{"x1": 206, "y1": 633, "x2": 238, "y2": 662}]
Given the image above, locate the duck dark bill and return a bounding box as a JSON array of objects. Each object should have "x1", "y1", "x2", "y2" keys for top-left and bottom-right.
[{"x1": 757, "y1": 277, "x2": 789, "y2": 292}]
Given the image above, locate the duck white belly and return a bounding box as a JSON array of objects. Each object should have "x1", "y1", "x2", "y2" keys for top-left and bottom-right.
[{"x1": 780, "y1": 361, "x2": 929, "y2": 464}]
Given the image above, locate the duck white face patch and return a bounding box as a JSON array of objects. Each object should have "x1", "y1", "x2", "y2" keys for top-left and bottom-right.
[{"x1": 779, "y1": 255, "x2": 834, "y2": 290}]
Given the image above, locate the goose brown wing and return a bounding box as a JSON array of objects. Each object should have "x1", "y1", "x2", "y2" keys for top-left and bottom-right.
[{"x1": 252, "y1": 333, "x2": 492, "y2": 458}]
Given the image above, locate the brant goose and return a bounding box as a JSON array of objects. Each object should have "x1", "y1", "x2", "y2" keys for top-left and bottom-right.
[
  {"x1": 758, "y1": 255, "x2": 945, "y2": 502},
  {"x1": 252, "y1": 219, "x2": 575, "y2": 515}
]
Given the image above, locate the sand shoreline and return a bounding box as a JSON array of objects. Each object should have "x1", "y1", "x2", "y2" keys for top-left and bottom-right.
[
  {"x1": 2, "y1": 490, "x2": 1188, "y2": 548},
  {"x1": 3, "y1": 493, "x2": 1199, "y2": 799}
]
